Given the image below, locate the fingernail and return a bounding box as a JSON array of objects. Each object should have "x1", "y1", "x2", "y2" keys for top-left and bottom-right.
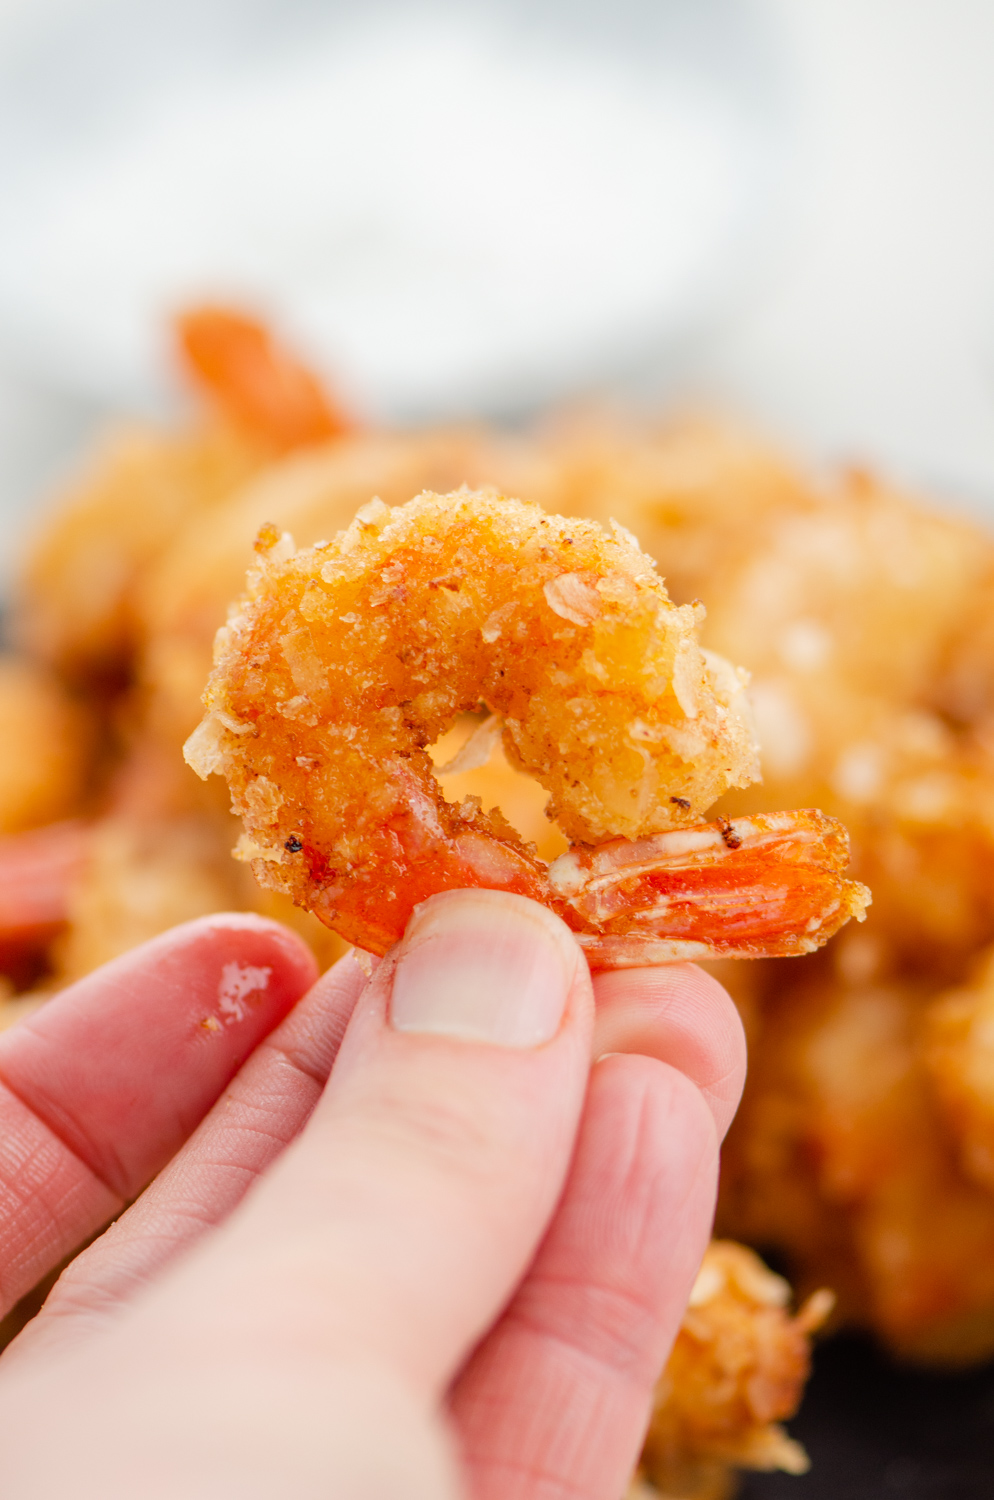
[{"x1": 391, "y1": 890, "x2": 578, "y2": 1047}]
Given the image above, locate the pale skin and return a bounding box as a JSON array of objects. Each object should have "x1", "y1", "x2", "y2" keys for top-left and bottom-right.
[{"x1": 0, "y1": 890, "x2": 745, "y2": 1499}]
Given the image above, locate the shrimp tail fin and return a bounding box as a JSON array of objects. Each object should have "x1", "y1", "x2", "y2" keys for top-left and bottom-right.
[
  {"x1": 550, "y1": 809, "x2": 871, "y2": 970},
  {"x1": 175, "y1": 305, "x2": 351, "y2": 451}
]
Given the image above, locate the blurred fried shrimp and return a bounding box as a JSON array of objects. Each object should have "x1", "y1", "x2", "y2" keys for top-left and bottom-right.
[
  {"x1": 56, "y1": 813, "x2": 243, "y2": 982},
  {"x1": 16, "y1": 305, "x2": 356, "y2": 687},
  {"x1": 15, "y1": 425, "x2": 261, "y2": 683},
  {"x1": 719, "y1": 971, "x2": 994, "y2": 1365},
  {"x1": 527, "y1": 412, "x2": 815, "y2": 609},
  {"x1": 638, "y1": 1242, "x2": 831, "y2": 1499},
  {"x1": 699, "y1": 467, "x2": 993, "y2": 712},
  {"x1": 924, "y1": 948, "x2": 994, "y2": 1193},
  {"x1": 45, "y1": 736, "x2": 346, "y2": 983},
  {"x1": 0, "y1": 657, "x2": 93, "y2": 832},
  {"x1": 0, "y1": 821, "x2": 87, "y2": 979}
]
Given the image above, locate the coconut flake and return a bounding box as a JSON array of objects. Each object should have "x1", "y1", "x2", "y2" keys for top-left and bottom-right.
[
  {"x1": 687, "y1": 1260, "x2": 727, "y2": 1307},
  {"x1": 183, "y1": 714, "x2": 230, "y2": 780},
  {"x1": 435, "y1": 713, "x2": 504, "y2": 775},
  {"x1": 544, "y1": 572, "x2": 601, "y2": 626},
  {"x1": 671, "y1": 636, "x2": 703, "y2": 719},
  {"x1": 258, "y1": 530, "x2": 297, "y2": 565},
  {"x1": 244, "y1": 776, "x2": 284, "y2": 826},
  {"x1": 355, "y1": 496, "x2": 390, "y2": 529},
  {"x1": 216, "y1": 711, "x2": 255, "y2": 735},
  {"x1": 233, "y1": 833, "x2": 284, "y2": 864}
]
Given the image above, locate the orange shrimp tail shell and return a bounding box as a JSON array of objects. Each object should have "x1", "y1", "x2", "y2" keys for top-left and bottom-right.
[
  {"x1": 176, "y1": 305, "x2": 351, "y2": 452},
  {"x1": 554, "y1": 809, "x2": 870, "y2": 969}
]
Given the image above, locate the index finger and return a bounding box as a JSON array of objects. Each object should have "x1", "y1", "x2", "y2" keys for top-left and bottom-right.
[
  {"x1": 591, "y1": 963, "x2": 747, "y2": 1141},
  {"x1": 0, "y1": 913, "x2": 317, "y2": 1318}
]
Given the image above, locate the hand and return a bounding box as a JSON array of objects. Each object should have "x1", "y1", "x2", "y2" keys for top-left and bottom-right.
[{"x1": 0, "y1": 891, "x2": 745, "y2": 1499}]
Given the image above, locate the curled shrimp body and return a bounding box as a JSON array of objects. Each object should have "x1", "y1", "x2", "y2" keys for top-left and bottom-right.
[{"x1": 185, "y1": 490, "x2": 868, "y2": 964}]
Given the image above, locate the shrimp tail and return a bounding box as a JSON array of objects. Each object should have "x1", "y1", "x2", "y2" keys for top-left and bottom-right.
[
  {"x1": 175, "y1": 306, "x2": 351, "y2": 451},
  {"x1": 549, "y1": 809, "x2": 871, "y2": 969}
]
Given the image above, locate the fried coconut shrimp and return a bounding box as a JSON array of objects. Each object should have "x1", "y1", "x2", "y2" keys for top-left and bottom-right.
[
  {"x1": 186, "y1": 489, "x2": 868, "y2": 966},
  {"x1": 637, "y1": 1242, "x2": 833, "y2": 1500}
]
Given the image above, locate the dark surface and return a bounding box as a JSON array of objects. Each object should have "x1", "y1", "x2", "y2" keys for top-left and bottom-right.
[{"x1": 740, "y1": 1335, "x2": 994, "y2": 1499}]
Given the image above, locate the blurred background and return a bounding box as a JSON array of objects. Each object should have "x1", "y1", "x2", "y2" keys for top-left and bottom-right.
[{"x1": 0, "y1": 0, "x2": 992, "y2": 584}]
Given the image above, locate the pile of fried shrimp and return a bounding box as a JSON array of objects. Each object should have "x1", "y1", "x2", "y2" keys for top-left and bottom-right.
[{"x1": 4, "y1": 309, "x2": 994, "y2": 1493}]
